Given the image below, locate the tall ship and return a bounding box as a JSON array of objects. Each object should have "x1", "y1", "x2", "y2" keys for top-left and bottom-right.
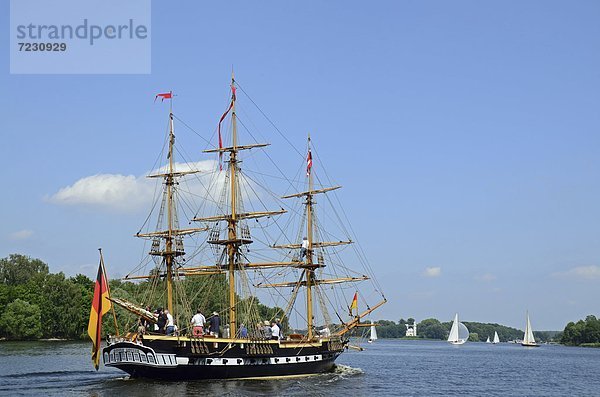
[{"x1": 97, "y1": 75, "x2": 386, "y2": 380}]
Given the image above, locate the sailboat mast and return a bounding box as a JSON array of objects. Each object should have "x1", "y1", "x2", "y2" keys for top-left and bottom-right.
[
  {"x1": 165, "y1": 96, "x2": 175, "y2": 315},
  {"x1": 228, "y1": 74, "x2": 238, "y2": 333},
  {"x1": 306, "y1": 136, "x2": 314, "y2": 339}
]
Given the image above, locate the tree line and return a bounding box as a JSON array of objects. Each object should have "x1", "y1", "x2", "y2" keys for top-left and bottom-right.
[
  {"x1": 0, "y1": 254, "x2": 595, "y2": 345},
  {"x1": 0, "y1": 254, "x2": 92, "y2": 339},
  {"x1": 0, "y1": 254, "x2": 285, "y2": 340},
  {"x1": 376, "y1": 317, "x2": 529, "y2": 342},
  {"x1": 561, "y1": 315, "x2": 600, "y2": 346},
  {"x1": 376, "y1": 318, "x2": 564, "y2": 343}
]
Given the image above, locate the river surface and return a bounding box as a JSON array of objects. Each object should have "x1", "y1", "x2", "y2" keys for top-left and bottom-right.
[{"x1": 1, "y1": 339, "x2": 599, "y2": 396}]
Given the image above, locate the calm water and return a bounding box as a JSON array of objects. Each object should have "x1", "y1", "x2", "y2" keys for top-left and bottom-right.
[{"x1": 1, "y1": 339, "x2": 599, "y2": 396}]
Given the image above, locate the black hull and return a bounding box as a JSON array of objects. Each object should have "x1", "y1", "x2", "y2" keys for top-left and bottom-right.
[
  {"x1": 114, "y1": 357, "x2": 338, "y2": 380},
  {"x1": 103, "y1": 336, "x2": 346, "y2": 381}
]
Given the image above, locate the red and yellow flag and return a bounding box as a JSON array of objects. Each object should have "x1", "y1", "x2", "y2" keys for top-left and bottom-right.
[
  {"x1": 350, "y1": 292, "x2": 358, "y2": 311},
  {"x1": 88, "y1": 256, "x2": 112, "y2": 370}
]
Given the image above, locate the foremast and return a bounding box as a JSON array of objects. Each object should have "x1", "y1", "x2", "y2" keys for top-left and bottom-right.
[
  {"x1": 135, "y1": 95, "x2": 205, "y2": 318},
  {"x1": 165, "y1": 110, "x2": 176, "y2": 315}
]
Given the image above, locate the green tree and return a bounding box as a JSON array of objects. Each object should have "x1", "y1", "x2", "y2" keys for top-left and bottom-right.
[
  {"x1": 0, "y1": 299, "x2": 42, "y2": 339},
  {"x1": 571, "y1": 320, "x2": 585, "y2": 345},
  {"x1": 468, "y1": 332, "x2": 479, "y2": 342},
  {"x1": 584, "y1": 315, "x2": 600, "y2": 343},
  {"x1": 377, "y1": 319, "x2": 404, "y2": 338},
  {"x1": 71, "y1": 274, "x2": 94, "y2": 338},
  {"x1": 0, "y1": 254, "x2": 49, "y2": 286},
  {"x1": 462, "y1": 322, "x2": 523, "y2": 342},
  {"x1": 418, "y1": 318, "x2": 447, "y2": 340},
  {"x1": 32, "y1": 272, "x2": 88, "y2": 339},
  {"x1": 561, "y1": 316, "x2": 600, "y2": 346}
]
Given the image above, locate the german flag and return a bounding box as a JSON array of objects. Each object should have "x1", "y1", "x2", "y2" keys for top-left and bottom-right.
[
  {"x1": 88, "y1": 255, "x2": 112, "y2": 370},
  {"x1": 349, "y1": 292, "x2": 358, "y2": 315}
]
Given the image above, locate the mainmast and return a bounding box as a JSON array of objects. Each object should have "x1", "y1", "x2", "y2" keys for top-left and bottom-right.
[
  {"x1": 198, "y1": 79, "x2": 382, "y2": 340},
  {"x1": 198, "y1": 75, "x2": 288, "y2": 335},
  {"x1": 228, "y1": 72, "x2": 239, "y2": 333}
]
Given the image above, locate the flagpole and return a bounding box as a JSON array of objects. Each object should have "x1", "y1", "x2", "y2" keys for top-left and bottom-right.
[{"x1": 99, "y1": 248, "x2": 120, "y2": 337}]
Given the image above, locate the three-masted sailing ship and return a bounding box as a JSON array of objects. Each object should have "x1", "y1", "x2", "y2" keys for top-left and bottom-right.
[{"x1": 100, "y1": 76, "x2": 386, "y2": 380}]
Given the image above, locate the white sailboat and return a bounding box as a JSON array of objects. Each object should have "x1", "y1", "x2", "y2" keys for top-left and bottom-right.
[
  {"x1": 447, "y1": 313, "x2": 469, "y2": 345},
  {"x1": 522, "y1": 311, "x2": 539, "y2": 347},
  {"x1": 368, "y1": 320, "x2": 378, "y2": 343},
  {"x1": 486, "y1": 336, "x2": 491, "y2": 343},
  {"x1": 492, "y1": 331, "x2": 500, "y2": 344}
]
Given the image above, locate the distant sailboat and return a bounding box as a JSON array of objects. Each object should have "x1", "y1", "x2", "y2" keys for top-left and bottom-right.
[
  {"x1": 368, "y1": 320, "x2": 378, "y2": 343},
  {"x1": 447, "y1": 313, "x2": 468, "y2": 345},
  {"x1": 492, "y1": 331, "x2": 500, "y2": 344},
  {"x1": 486, "y1": 336, "x2": 491, "y2": 343},
  {"x1": 522, "y1": 311, "x2": 539, "y2": 347}
]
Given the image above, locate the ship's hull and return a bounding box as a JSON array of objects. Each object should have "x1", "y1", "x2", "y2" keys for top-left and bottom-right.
[{"x1": 103, "y1": 335, "x2": 346, "y2": 380}]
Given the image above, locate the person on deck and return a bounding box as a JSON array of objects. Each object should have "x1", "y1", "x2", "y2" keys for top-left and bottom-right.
[
  {"x1": 165, "y1": 309, "x2": 175, "y2": 335},
  {"x1": 275, "y1": 317, "x2": 283, "y2": 339},
  {"x1": 239, "y1": 323, "x2": 248, "y2": 338},
  {"x1": 255, "y1": 323, "x2": 264, "y2": 339},
  {"x1": 156, "y1": 308, "x2": 167, "y2": 334},
  {"x1": 262, "y1": 320, "x2": 272, "y2": 339},
  {"x1": 208, "y1": 312, "x2": 220, "y2": 337},
  {"x1": 190, "y1": 308, "x2": 206, "y2": 337},
  {"x1": 270, "y1": 320, "x2": 280, "y2": 340}
]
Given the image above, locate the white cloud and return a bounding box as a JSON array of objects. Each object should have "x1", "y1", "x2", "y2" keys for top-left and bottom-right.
[
  {"x1": 48, "y1": 173, "x2": 153, "y2": 212},
  {"x1": 9, "y1": 229, "x2": 33, "y2": 240},
  {"x1": 47, "y1": 160, "x2": 219, "y2": 213},
  {"x1": 150, "y1": 160, "x2": 217, "y2": 175},
  {"x1": 553, "y1": 265, "x2": 600, "y2": 280},
  {"x1": 475, "y1": 273, "x2": 496, "y2": 282},
  {"x1": 423, "y1": 266, "x2": 441, "y2": 278}
]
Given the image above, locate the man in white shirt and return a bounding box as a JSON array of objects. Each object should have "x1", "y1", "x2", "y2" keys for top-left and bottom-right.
[
  {"x1": 270, "y1": 320, "x2": 280, "y2": 340},
  {"x1": 190, "y1": 308, "x2": 206, "y2": 337},
  {"x1": 165, "y1": 309, "x2": 175, "y2": 335},
  {"x1": 300, "y1": 237, "x2": 309, "y2": 259}
]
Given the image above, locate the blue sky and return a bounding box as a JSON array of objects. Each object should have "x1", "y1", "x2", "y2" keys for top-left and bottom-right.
[{"x1": 2, "y1": 0, "x2": 600, "y2": 330}]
